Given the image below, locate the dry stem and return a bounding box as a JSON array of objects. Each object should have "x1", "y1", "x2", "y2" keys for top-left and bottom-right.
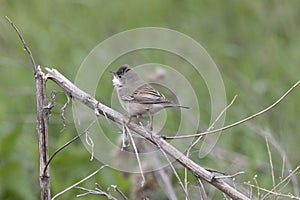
[
  {"x1": 163, "y1": 81, "x2": 300, "y2": 140},
  {"x1": 46, "y1": 67, "x2": 250, "y2": 200}
]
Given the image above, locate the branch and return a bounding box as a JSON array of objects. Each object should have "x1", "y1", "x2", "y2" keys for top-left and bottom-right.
[
  {"x1": 52, "y1": 165, "x2": 107, "y2": 200},
  {"x1": 5, "y1": 16, "x2": 37, "y2": 71},
  {"x1": 43, "y1": 119, "x2": 97, "y2": 175},
  {"x1": 163, "y1": 80, "x2": 300, "y2": 139},
  {"x1": 245, "y1": 182, "x2": 300, "y2": 200},
  {"x1": 45, "y1": 67, "x2": 250, "y2": 200},
  {"x1": 6, "y1": 16, "x2": 51, "y2": 200}
]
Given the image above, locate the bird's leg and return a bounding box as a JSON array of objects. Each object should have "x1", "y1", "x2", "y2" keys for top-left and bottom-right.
[
  {"x1": 127, "y1": 114, "x2": 136, "y2": 125},
  {"x1": 149, "y1": 112, "x2": 153, "y2": 131}
]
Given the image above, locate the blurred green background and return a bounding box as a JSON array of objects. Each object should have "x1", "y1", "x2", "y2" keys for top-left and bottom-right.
[{"x1": 1, "y1": 0, "x2": 300, "y2": 199}]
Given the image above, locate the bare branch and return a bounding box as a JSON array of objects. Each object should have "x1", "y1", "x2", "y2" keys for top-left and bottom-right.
[
  {"x1": 60, "y1": 93, "x2": 70, "y2": 131},
  {"x1": 125, "y1": 124, "x2": 145, "y2": 187},
  {"x1": 76, "y1": 185, "x2": 118, "y2": 200},
  {"x1": 245, "y1": 182, "x2": 300, "y2": 200},
  {"x1": 214, "y1": 171, "x2": 245, "y2": 179},
  {"x1": 76, "y1": 186, "x2": 117, "y2": 200},
  {"x1": 253, "y1": 175, "x2": 260, "y2": 198},
  {"x1": 85, "y1": 128, "x2": 95, "y2": 161},
  {"x1": 207, "y1": 95, "x2": 238, "y2": 131},
  {"x1": 140, "y1": 124, "x2": 190, "y2": 200},
  {"x1": 249, "y1": 124, "x2": 299, "y2": 195},
  {"x1": 196, "y1": 177, "x2": 208, "y2": 200},
  {"x1": 6, "y1": 17, "x2": 51, "y2": 200},
  {"x1": 262, "y1": 165, "x2": 300, "y2": 200},
  {"x1": 44, "y1": 119, "x2": 97, "y2": 174},
  {"x1": 51, "y1": 165, "x2": 107, "y2": 200},
  {"x1": 45, "y1": 67, "x2": 250, "y2": 200},
  {"x1": 5, "y1": 16, "x2": 37, "y2": 71},
  {"x1": 44, "y1": 90, "x2": 56, "y2": 116},
  {"x1": 163, "y1": 81, "x2": 300, "y2": 140},
  {"x1": 110, "y1": 185, "x2": 128, "y2": 200},
  {"x1": 265, "y1": 137, "x2": 275, "y2": 188},
  {"x1": 183, "y1": 95, "x2": 237, "y2": 199}
]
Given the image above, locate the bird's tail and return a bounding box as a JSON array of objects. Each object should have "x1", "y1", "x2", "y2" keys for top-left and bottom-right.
[{"x1": 165, "y1": 104, "x2": 190, "y2": 109}]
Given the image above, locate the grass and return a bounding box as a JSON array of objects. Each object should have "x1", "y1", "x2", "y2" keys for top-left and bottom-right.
[{"x1": 1, "y1": 1, "x2": 299, "y2": 199}]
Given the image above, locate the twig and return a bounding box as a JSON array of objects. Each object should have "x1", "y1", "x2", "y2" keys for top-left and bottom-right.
[
  {"x1": 253, "y1": 175, "x2": 260, "y2": 198},
  {"x1": 5, "y1": 16, "x2": 37, "y2": 71},
  {"x1": 214, "y1": 171, "x2": 245, "y2": 179},
  {"x1": 184, "y1": 95, "x2": 237, "y2": 199},
  {"x1": 262, "y1": 165, "x2": 300, "y2": 200},
  {"x1": 154, "y1": 168, "x2": 177, "y2": 200},
  {"x1": 43, "y1": 119, "x2": 97, "y2": 175},
  {"x1": 245, "y1": 182, "x2": 300, "y2": 200},
  {"x1": 51, "y1": 165, "x2": 107, "y2": 200},
  {"x1": 111, "y1": 185, "x2": 128, "y2": 200},
  {"x1": 6, "y1": 16, "x2": 51, "y2": 200},
  {"x1": 265, "y1": 137, "x2": 275, "y2": 189},
  {"x1": 46, "y1": 67, "x2": 253, "y2": 200},
  {"x1": 143, "y1": 126, "x2": 191, "y2": 200},
  {"x1": 208, "y1": 95, "x2": 238, "y2": 131},
  {"x1": 76, "y1": 185, "x2": 118, "y2": 200},
  {"x1": 75, "y1": 186, "x2": 117, "y2": 200},
  {"x1": 281, "y1": 154, "x2": 285, "y2": 182},
  {"x1": 85, "y1": 129, "x2": 95, "y2": 161},
  {"x1": 184, "y1": 159, "x2": 189, "y2": 200},
  {"x1": 60, "y1": 93, "x2": 70, "y2": 132},
  {"x1": 249, "y1": 124, "x2": 299, "y2": 196},
  {"x1": 159, "y1": 145, "x2": 191, "y2": 200},
  {"x1": 121, "y1": 122, "x2": 129, "y2": 150},
  {"x1": 187, "y1": 95, "x2": 237, "y2": 154},
  {"x1": 44, "y1": 90, "x2": 56, "y2": 116},
  {"x1": 124, "y1": 124, "x2": 145, "y2": 187},
  {"x1": 196, "y1": 177, "x2": 207, "y2": 200},
  {"x1": 163, "y1": 81, "x2": 300, "y2": 139}
]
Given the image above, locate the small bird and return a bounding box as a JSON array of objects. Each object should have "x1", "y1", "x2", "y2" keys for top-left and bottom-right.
[{"x1": 110, "y1": 64, "x2": 189, "y2": 130}]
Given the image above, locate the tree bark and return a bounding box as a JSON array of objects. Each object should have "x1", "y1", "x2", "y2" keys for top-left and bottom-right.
[{"x1": 36, "y1": 66, "x2": 51, "y2": 200}]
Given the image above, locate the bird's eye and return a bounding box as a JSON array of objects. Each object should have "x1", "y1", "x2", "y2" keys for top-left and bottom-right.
[{"x1": 118, "y1": 75, "x2": 122, "y2": 78}]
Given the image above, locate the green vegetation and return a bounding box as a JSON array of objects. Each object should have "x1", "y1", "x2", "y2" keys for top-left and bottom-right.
[{"x1": 1, "y1": 1, "x2": 299, "y2": 199}]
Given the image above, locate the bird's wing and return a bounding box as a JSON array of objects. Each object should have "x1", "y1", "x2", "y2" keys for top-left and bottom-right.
[{"x1": 121, "y1": 84, "x2": 171, "y2": 104}]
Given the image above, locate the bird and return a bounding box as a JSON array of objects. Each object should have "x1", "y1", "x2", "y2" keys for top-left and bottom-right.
[{"x1": 110, "y1": 64, "x2": 189, "y2": 130}]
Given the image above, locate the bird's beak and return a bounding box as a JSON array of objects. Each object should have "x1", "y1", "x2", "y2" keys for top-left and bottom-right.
[{"x1": 109, "y1": 70, "x2": 115, "y2": 75}]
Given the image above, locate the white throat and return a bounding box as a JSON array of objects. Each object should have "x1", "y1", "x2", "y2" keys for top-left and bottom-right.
[{"x1": 112, "y1": 76, "x2": 122, "y2": 87}]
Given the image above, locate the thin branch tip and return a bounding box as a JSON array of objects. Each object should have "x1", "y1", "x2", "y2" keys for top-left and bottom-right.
[
  {"x1": 6, "y1": 16, "x2": 37, "y2": 70},
  {"x1": 165, "y1": 80, "x2": 300, "y2": 140}
]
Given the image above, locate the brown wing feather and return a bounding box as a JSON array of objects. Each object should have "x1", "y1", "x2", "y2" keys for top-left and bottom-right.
[{"x1": 122, "y1": 84, "x2": 171, "y2": 104}]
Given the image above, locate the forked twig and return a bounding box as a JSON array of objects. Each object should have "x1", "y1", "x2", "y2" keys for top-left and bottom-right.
[
  {"x1": 6, "y1": 16, "x2": 51, "y2": 200},
  {"x1": 163, "y1": 81, "x2": 300, "y2": 139},
  {"x1": 249, "y1": 124, "x2": 299, "y2": 195},
  {"x1": 208, "y1": 95, "x2": 238, "y2": 131},
  {"x1": 245, "y1": 182, "x2": 300, "y2": 200},
  {"x1": 43, "y1": 119, "x2": 97, "y2": 175},
  {"x1": 184, "y1": 95, "x2": 237, "y2": 198},
  {"x1": 75, "y1": 186, "x2": 118, "y2": 200},
  {"x1": 261, "y1": 165, "x2": 300, "y2": 200},
  {"x1": 111, "y1": 185, "x2": 128, "y2": 200},
  {"x1": 51, "y1": 165, "x2": 108, "y2": 200},
  {"x1": 45, "y1": 67, "x2": 256, "y2": 200},
  {"x1": 141, "y1": 126, "x2": 191, "y2": 200}
]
